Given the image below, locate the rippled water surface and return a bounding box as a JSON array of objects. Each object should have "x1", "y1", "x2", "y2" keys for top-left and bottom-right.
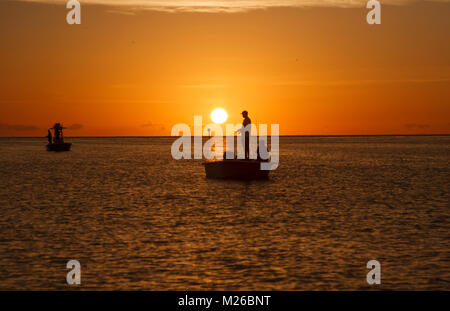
[{"x1": 0, "y1": 136, "x2": 448, "y2": 290}]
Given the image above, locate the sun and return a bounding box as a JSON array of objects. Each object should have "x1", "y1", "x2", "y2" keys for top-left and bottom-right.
[{"x1": 211, "y1": 108, "x2": 228, "y2": 124}]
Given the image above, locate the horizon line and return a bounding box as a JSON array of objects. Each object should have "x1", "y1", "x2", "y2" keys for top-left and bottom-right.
[{"x1": 1, "y1": 133, "x2": 449, "y2": 138}]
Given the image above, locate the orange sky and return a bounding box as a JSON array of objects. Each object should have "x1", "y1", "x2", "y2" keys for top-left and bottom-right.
[{"x1": 0, "y1": 0, "x2": 449, "y2": 136}]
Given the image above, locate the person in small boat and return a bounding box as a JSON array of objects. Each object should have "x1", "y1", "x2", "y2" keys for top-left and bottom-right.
[
  {"x1": 47, "y1": 130, "x2": 52, "y2": 144},
  {"x1": 54, "y1": 126, "x2": 61, "y2": 144},
  {"x1": 53, "y1": 123, "x2": 68, "y2": 144},
  {"x1": 240, "y1": 110, "x2": 251, "y2": 159}
]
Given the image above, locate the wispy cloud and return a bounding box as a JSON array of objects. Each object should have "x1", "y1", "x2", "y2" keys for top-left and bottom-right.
[
  {"x1": 67, "y1": 123, "x2": 83, "y2": 130},
  {"x1": 0, "y1": 123, "x2": 39, "y2": 131},
  {"x1": 405, "y1": 123, "x2": 430, "y2": 129},
  {"x1": 180, "y1": 83, "x2": 231, "y2": 89},
  {"x1": 17, "y1": 0, "x2": 448, "y2": 13},
  {"x1": 272, "y1": 78, "x2": 450, "y2": 86},
  {"x1": 142, "y1": 121, "x2": 165, "y2": 130}
]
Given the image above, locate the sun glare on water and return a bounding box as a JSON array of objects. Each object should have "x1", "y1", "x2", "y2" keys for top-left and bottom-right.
[{"x1": 211, "y1": 108, "x2": 228, "y2": 124}]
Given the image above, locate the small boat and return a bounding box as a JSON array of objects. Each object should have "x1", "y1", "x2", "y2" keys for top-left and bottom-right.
[
  {"x1": 46, "y1": 143, "x2": 72, "y2": 152},
  {"x1": 46, "y1": 123, "x2": 72, "y2": 152},
  {"x1": 203, "y1": 159, "x2": 270, "y2": 180}
]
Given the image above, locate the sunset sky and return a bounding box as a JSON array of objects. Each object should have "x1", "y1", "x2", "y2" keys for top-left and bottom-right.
[{"x1": 0, "y1": 0, "x2": 449, "y2": 136}]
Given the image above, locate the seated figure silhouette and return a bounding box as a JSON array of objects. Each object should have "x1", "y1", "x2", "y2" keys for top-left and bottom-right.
[{"x1": 47, "y1": 130, "x2": 52, "y2": 144}]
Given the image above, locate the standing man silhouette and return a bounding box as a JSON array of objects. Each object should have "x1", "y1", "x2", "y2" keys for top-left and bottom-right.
[{"x1": 241, "y1": 110, "x2": 251, "y2": 159}]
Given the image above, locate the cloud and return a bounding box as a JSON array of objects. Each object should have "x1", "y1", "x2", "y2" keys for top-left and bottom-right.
[
  {"x1": 272, "y1": 78, "x2": 450, "y2": 86},
  {"x1": 142, "y1": 121, "x2": 165, "y2": 130},
  {"x1": 66, "y1": 123, "x2": 83, "y2": 130},
  {"x1": 16, "y1": 0, "x2": 449, "y2": 13},
  {"x1": 0, "y1": 123, "x2": 39, "y2": 131},
  {"x1": 181, "y1": 83, "x2": 231, "y2": 89},
  {"x1": 405, "y1": 123, "x2": 430, "y2": 129},
  {"x1": 142, "y1": 121, "x2": 154, "y2": 127}
]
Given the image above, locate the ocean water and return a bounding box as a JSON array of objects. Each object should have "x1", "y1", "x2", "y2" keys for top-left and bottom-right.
[{"x1": 0, "y1": 136, "x2": 448, "y2": 290}]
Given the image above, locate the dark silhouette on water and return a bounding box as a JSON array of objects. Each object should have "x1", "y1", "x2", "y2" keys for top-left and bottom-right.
[
  {"x1": 203, "y1": 159, "x2": 269, "y2": 180},
  {"x1": 203, "y1": 110, "x2": 269, "y2": 180},
  {"x1": 241, "y1": 110, "x2": 251, "y2": 159},
  {"x1": 46, "y1": 123, "x2": 72, "y2": 152},
  {"x1": 46, "y1": 130, "x2": 52, "y2": 144}
]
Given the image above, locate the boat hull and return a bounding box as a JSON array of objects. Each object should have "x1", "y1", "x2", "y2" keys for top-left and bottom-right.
[
  {"x1": 46, "y1": 143, "x2": 72, "y2": 152},
  {"x1": 203, "y1": 160, "x2": 269, "y2": 180}
]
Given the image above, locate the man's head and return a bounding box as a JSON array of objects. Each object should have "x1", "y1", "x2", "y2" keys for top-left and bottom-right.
[{"x1": 241, "y1": 110, "x2": 248, "y2": 118}]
